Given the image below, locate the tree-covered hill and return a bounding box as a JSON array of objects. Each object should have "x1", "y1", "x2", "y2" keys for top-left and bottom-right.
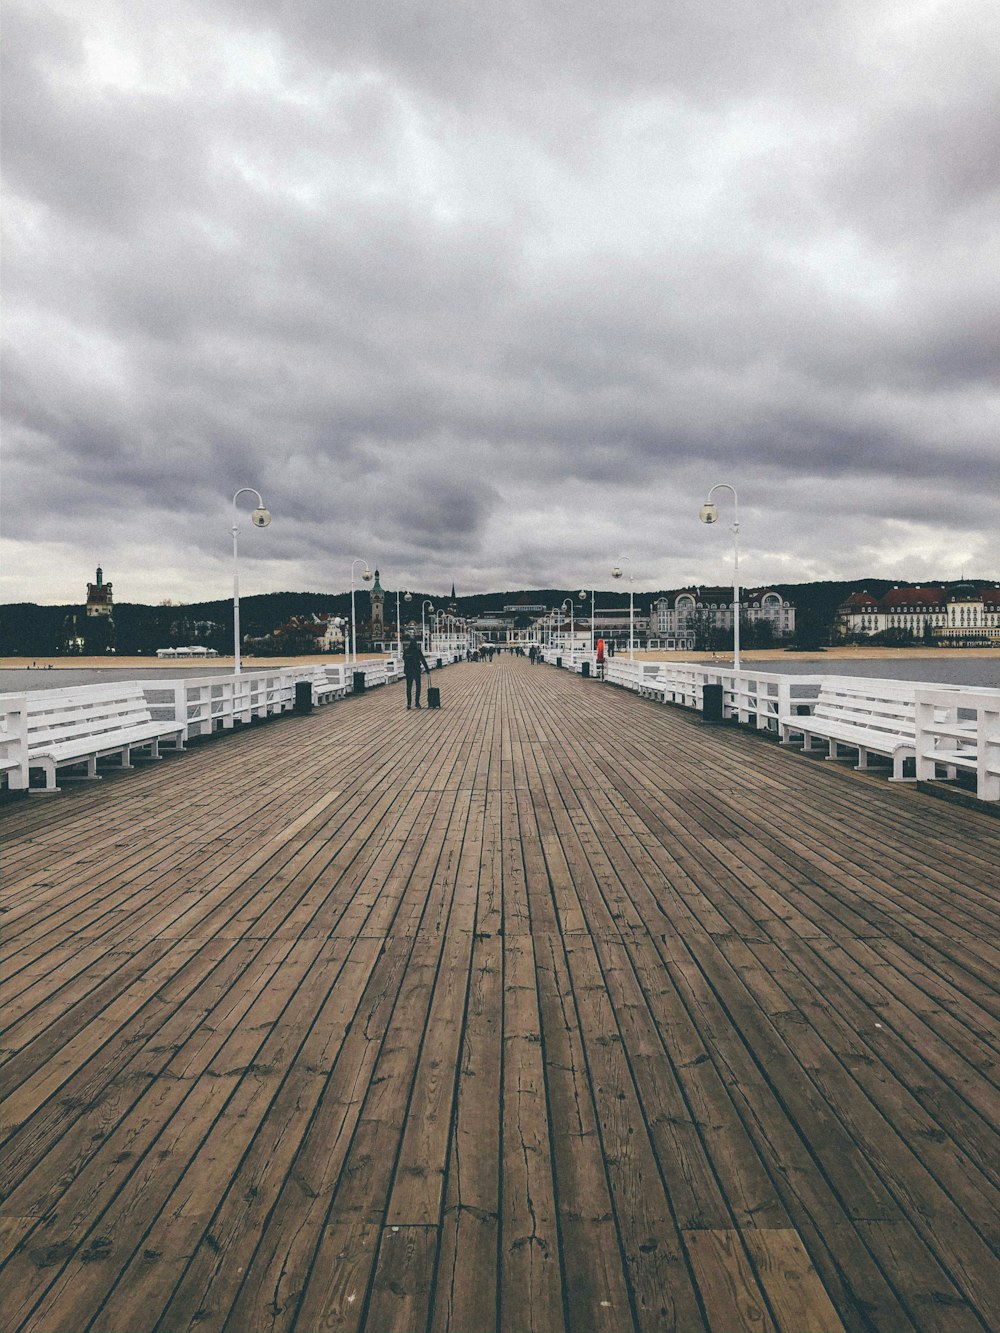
[{"x1": 2, "y1": 578, "x2": 997, "y2": 657}]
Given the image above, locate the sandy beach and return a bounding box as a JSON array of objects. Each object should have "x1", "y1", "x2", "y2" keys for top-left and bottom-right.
[{"x1": 632, "y1": 646, "x2": 1000, "y2": 663}]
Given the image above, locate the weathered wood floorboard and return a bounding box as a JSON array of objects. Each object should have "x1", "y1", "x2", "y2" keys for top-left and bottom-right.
[{"x1": 1, "y1": 658, "x2": 998, "y2": 1333}]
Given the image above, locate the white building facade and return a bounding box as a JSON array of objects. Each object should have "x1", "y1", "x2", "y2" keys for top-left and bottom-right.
[
  {"x1": 837, "y1": 584, "x2": 1000, "y2": 644},
  {"x1": 649, "y1": 588, "x2": 795, "y2": 641}
]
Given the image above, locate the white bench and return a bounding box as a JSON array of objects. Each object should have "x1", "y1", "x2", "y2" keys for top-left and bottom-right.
[
  {"x1": 23, "y1": 683, "x2": 186, "y2": 792},
  {"x1": 296, "y1": 666, "x2": 349, "y2": 705},
  {"x1": 779, "y1": 678, "x2": 935, "y2": 781}
]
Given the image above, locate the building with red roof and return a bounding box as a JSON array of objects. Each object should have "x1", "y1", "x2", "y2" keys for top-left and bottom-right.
[{"x1": 836, "y1": 583, "x2": 1000, "y2": 644}]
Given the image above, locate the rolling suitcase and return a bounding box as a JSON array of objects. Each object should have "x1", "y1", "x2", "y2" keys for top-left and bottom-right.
[{"x1": 427, "y1": 685, "x2": 441, "y2": 709}]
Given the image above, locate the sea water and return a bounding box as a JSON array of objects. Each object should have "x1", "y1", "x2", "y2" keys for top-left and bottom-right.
[{"x1": 1, "y1": 656, "x2": 998, "y2": 693}]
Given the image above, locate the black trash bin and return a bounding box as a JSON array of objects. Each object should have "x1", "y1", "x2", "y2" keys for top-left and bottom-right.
[
  {"x1": 294, "y1": 680, "x2": 313, "y2": 714},
  {"x1": 702, "y1": 683, "x2": 724, "y2": 722},
  {"x1": 581, "y1": 660, "x2": 590, "y2": 677},
  {"x1": 353, "y1": 671, "x2": 366, "y2": 694},
  {"x1": 555, "y1": 656, "x2": 562, "y2": 668}
]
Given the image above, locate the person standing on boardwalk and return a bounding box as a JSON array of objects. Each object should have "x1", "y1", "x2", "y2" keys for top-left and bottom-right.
[{"x1": 402, "y1": 635, "x2": 431, "y2": 709}]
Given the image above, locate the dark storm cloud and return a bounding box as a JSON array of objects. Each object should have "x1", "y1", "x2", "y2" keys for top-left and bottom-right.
[{"x1": 2, "y1": 0, "x2": 998, "y2": 605}]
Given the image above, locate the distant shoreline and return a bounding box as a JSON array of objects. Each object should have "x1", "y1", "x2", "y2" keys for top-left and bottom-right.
[
  {"x1": 0, "y1": 653, "x2": 386, "y2": 670},
  {"x1": 3, "y1": 646, "x2": 999, "y2": 671}
]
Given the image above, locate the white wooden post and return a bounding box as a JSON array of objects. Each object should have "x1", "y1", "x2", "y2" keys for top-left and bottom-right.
[{"x1": 0, "y1": 696, "x2": 29, "y2": 790}]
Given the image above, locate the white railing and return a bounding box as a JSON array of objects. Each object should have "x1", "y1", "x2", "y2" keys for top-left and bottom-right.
[
  {"x1": 541, "y1": 648, "x2": 604, "y2": 678},
  {"x1": 631, "y1": 662, "x2": 824, "y2": 731},
  {"x1": 0, "y1": 659, "x2": 412, "y2": 790},
  {"x1": 428, "y1": 635, "x2": 470, "y2": 657},
  {"x1": 622, "y1": 664, "x2": 999, "y2": 800},
  {"x1": 915, "y1": 686, "x2": 1000, "y2": 801},
  {"x1": 6, "y1": 666, "x2": 997, "y2": 804},
  {"x1": 140, "y1": 660, "x2": 409, "y2": 735},
  {"x1": 604, "y1": 659, "x2": 667, "y2": 691},
  {"x1": 309, "y1": 657, "x2": 402, "y2": 696},
  {"x1": 0, "y1": 695, "x2": 29, "y2": 790},
  {"x1": 727, "y1": 669, "x2": 826, "y2": 732},
  {"x1": 141, "y1": 669, "x2": 297, "y2": 738}
]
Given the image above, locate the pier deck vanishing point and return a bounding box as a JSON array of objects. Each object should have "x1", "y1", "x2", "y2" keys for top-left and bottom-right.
[{"x1": 1, "y1": 657, "x2": 998, "y2": 1333}]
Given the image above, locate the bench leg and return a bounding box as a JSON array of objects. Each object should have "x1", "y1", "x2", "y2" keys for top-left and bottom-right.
[
  {"x1": 888, "y1": 751, "x2": 917, "y2": 783},
  {"x1": 58, "y1": 755, "x2": 103, "y2": 783},
  {"x1": 60, "y1": 762, "x2": 104, "y2": 778},
  {"x1": 118, "y1": 746, "x2": 134, "y2": 771},
  {"x1": 30, "y1": 761, "x2": 61, "y2": 793},
  {"x1": 825, "y1": 740, "x2": 852, "y2": 763}
]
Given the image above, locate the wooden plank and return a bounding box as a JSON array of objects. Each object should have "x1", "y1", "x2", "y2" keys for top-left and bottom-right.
[
  {"x1": 743, "y1": 1228, "x2": 846, "y2": 1333},
  {"x1": 683, "y1": 1228, "x2": 775, "y2": 1333},
  {"x1": 431, "y1": 934, "x2": 501, "y2": 1333},
  {"x1": 533, "y1": 930, "x2": 633, "y2": 1333},
  {"x1": 500, "y1": 931, "x2": 565, "y2": 1333},
  {"x1": 365, "y1": 1225, "x2": 437, "y2": 1333}
]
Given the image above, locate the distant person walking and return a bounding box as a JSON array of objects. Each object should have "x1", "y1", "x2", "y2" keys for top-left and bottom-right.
[{"x1": 403, "y1": 636, "x2": 431, "y2": 709}]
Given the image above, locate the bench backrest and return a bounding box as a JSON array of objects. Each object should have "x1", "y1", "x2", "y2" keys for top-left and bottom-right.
[
  {"x1": 813, "y1": 682, "x2": 918, "y2": 737},
  {"x1": 25, "y1": 684, "x2": 155, "y2": 751}
]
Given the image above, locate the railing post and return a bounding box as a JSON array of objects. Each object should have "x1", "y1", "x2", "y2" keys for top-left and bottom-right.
[
  {"x1": 982, "y1": 701, "x2": 1000, "y2": 801},
  {"x1": 169, "y1": 680, "x2": 188, "y2": 740},
  {"x1": 914, "y1": 693, "x2": 936, "y2": 782},
  {"x1": 1, "y1": 696, "x2": 29, "y2": 790}
]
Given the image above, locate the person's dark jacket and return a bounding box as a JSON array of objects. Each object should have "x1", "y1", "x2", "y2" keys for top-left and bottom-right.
[{"x1": 402, "y1": 640, "x2": 430, "y2": 677}]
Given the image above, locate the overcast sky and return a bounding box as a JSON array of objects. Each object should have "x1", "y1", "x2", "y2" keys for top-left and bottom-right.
[{"x1": 3, "y1": 0, "x2": 998, "y2": 606}]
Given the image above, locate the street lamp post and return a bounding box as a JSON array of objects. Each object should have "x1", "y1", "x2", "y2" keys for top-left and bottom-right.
[
  {"x1": 557, "y1": 599, "x2": 575, "y2": 665},
  {"x1": 578, "y1": 589, "x2": 595, "y2": 653},
  {"x1": 699, "y1": 484, "x2": 741, "y2": 672},
  {"x1": 397, "y1": 589, "x2": 409, "y2": 657},
  {"x1": 350, "y1": 558, "x2": 373, "y2": 668},
  {"x1": 611, "y1": 553, "x2": 635, "y2": 659},
  {"x1": 231, "y1": 487, "x2": 271, "y2": 675},
  {"x1": 421, "y1": 600, "x2": 435, "y2": 653}
]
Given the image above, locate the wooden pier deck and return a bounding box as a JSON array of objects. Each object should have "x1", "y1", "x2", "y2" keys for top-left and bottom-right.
[{"x1": 1, "y1": 658, "x2": 999, "y2": 1333}]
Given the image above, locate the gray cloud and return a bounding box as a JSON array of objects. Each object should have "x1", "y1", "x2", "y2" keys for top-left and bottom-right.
[{"x1": 2, "y1": 0, "x2": 998, "y2": 606}]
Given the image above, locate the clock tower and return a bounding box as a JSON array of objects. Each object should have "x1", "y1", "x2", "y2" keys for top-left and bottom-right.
[{"x1": 370, "y1": 569, "x2": 385, "y2": 641}]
